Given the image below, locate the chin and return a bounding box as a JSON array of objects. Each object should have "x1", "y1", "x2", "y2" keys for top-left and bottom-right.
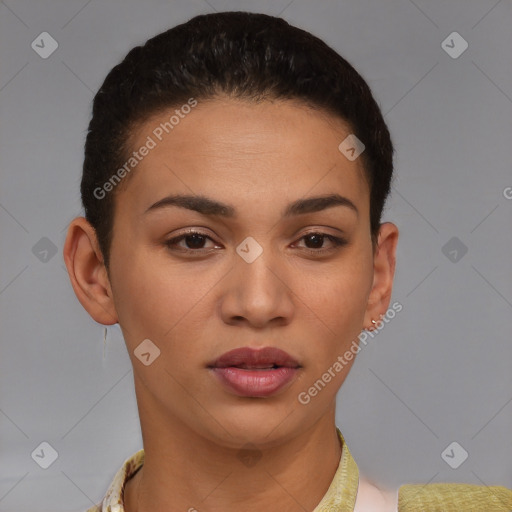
[{"x1": 196, "y1": 401, "x2": 309, "y2": 449}]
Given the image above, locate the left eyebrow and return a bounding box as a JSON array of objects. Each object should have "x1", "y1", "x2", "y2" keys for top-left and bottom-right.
[
  {"x1": 283, "y1": 194, "x2": 358, "y2": 218},
  {"x1": 144, "y1": 193, "x2": 358, "y2": 218}
]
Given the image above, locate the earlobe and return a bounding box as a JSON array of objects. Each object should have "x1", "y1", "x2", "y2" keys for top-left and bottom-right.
[
  {"x1": 363, "y1": 222, "x2": 399, "y2": 327},
  {"x1": 63, "y1": 217, "x2": 118, "y2": 325}
]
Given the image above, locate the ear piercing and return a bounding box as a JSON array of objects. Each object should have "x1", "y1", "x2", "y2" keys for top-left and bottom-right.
[{"x1": 366, "y1": 318, "x2": 379, "y2": 331}]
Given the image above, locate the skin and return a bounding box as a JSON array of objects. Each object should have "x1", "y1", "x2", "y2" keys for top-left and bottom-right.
[{"x1": 64, "y1": 97, "x2": 399, "y2": 511}]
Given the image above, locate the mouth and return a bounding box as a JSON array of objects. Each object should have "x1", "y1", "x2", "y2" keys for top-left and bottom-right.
[
  {"x1": 209, "y1": 346, "x2": 300, "y2": 369},
  {"x1": 208, "y1": 347, "x2": 301, "y2": 397}
]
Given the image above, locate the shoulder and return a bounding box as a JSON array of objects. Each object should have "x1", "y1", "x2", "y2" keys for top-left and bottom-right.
[
  {"x1": 354, "y1": 480, "x2": 512, "y2": 511},
  {"x1": 398, "y1": 482, "x2": 512, "y2": 511},
  {"x1": 354, "y1": 477, "x2": 398, "y2": 512}
]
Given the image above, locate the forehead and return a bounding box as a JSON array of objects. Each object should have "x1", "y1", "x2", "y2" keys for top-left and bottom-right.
[{"x1": 115, "y1": 97, "x2": 369, "y2": 220}]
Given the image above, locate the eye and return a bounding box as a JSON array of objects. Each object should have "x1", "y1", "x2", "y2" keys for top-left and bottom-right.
[
  {"x1": 293, "y1": 232, "x2": 347, "y2": 255},
  {"x1": 164, "y1": 229, "x2": 348, "y2": 257},
  {"x1": 164, "y1": 230, "x2": 220, "y2": 255}
]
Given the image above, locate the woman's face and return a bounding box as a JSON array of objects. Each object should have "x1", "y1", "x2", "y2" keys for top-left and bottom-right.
[{"x1": 104, "y1": 97, "x2": 391, "y2": 448}]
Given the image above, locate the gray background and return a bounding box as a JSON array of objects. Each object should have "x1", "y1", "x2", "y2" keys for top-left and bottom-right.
[{"x1": 1, "y1": 0, "x2": 511, "y2": 510}]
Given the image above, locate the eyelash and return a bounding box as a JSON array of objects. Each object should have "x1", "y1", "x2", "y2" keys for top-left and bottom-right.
[{"x1": 164, "y1": 230, "x2": 348, "y2": 256}]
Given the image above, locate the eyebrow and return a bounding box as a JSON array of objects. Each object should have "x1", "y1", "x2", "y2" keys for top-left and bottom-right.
[{"x1": 144, "y1": 193, "x2": 358, "y2": 218}]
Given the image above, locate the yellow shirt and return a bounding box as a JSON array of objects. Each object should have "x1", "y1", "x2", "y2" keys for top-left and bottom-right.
[{"x1": 86, "y1": 429, "x2": 512, "y2": 512}]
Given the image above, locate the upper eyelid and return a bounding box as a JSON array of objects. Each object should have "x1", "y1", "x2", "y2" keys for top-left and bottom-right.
[
  {"x1": 168, "y1": 227, "x2": 345, "y2": 238},
  {"x1": 166, "y1": 229, "x2": 346, "y2": 247}
]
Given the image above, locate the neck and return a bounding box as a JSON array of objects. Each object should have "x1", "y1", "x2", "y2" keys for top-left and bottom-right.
[{"x1": 124, "y1": 396, "x2": 343, "y2": 512}]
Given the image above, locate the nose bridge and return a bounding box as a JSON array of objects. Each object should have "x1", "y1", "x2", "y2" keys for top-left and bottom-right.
[
  {"x1": 235, "y1": 234, "x2": 282, "y2": 297},
  {"x1": 222, "y1": 234, "x2": 293, "y2": 325}
]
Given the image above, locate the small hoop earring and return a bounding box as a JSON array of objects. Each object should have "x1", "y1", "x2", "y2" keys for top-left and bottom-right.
[{"x1": 366, "y1": 319, "x2": 378, "y2": 331}]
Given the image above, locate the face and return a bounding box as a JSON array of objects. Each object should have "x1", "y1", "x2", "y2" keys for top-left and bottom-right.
[{"x1": 80, "y1": 97, "x2": 393, "y2": 449}]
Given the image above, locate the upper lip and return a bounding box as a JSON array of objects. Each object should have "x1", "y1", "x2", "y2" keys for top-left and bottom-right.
[{"x1": 208, "y1": 347, "x2": 300, "y2": 369}]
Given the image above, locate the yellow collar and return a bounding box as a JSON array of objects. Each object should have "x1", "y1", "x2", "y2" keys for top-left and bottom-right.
[{"x1": 87, "y1": 427, "x2": 359, "y2": 512}]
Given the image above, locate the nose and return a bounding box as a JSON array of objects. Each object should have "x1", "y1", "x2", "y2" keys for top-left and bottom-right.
[{"x1": 219, "y1": 240, "x2": 295, "y2": 329}]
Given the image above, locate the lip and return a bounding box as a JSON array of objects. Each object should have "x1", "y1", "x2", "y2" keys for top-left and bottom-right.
[{"x1": 208, "y1": 347, "x2": 301, "y2": 397}]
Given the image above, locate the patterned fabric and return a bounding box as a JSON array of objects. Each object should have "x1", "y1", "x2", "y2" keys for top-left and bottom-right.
[
  {"x1": 312, "y1": 428, "x2": 359, "y2": 512},
  {"x1": 86, "y1": 448, "x2": 144, "y2": 512},
  {"x1": 85, "y1": 428, "x2": 512, "y2": 512},
  {"x1": 398, "y1": 482, "x2": 512, "y2": 511}
]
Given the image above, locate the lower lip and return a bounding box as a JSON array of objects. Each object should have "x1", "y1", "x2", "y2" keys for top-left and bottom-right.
[{"x1": 211, "y1": 367, "x2": 299, "y2": 397}]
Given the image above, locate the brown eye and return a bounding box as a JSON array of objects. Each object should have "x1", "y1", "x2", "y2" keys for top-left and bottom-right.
[
  {"x1": 295, "y1": 232, "x2": 347, "y2": 255},
  {"x1": 180, "y1": 233, "x2": 208, "y2": 249},
  {"x1": 165, "y1": 230, "x2": 219, "y2": 254},
  {"x1": 303, "y1": 233, "x2": 325, "y2": 249}
]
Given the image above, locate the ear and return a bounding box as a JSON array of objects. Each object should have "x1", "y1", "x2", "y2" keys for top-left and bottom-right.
[
  {"x1": 363, "y1": 222, "x2": 399, "y2": 327},
  {"x1": 63, "y1": 217, "x2": 118, "y2": 325}
]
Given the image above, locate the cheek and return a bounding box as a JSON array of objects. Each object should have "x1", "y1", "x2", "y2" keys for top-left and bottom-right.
[
  {"x1": 299, "y1": 256, "x2": 372, "y2": 325},
  {"x1": 294, "y1": 256, "x2": 372, "y2": 369},
  {"x1": 109, "y1": 247, "x2": 219, "y2": 352},
  {"x1": 294, "y1": 272, "x2": 370, "y2": 404}
]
